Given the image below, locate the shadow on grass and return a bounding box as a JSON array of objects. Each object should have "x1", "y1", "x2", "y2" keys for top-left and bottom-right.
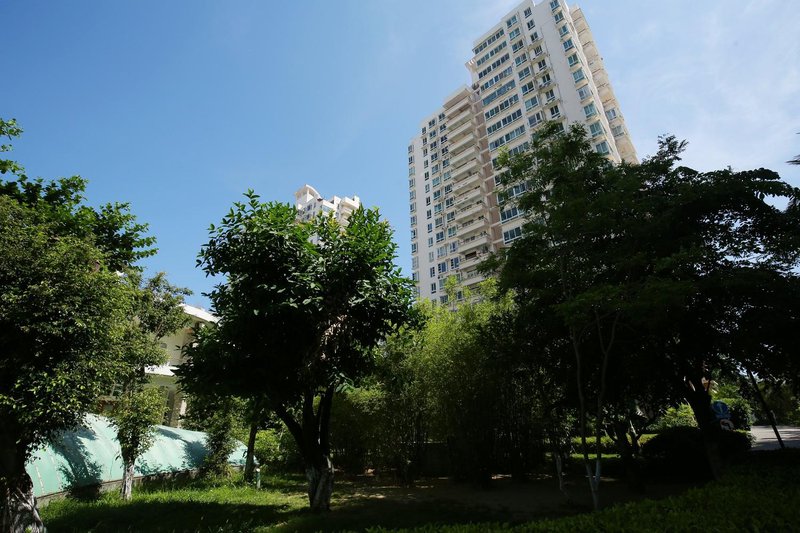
[{"x1": 44, "y1": 499, "x2": 305, "y2": 533}]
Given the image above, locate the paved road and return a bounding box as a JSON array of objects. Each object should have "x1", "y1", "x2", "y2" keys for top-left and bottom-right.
[{"x1": 750, "y1": 425, "x2": 800, "y2": 451}]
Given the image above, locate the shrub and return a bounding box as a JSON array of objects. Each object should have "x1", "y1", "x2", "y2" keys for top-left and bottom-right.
[
  {"x1": 253, "y1": 427, "x2": 303, "y2": 473},
  {"x1": 714, "y1": 397, "x2": 754, "y2": 430},
  {"x1": 641, "y1": 426, "x2": 751, "y2": 480},
  {"x1": 651, "y1": 404, "x2": 697, "y2": 431}
]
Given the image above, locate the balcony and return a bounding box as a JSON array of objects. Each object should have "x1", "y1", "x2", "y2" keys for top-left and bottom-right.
[
  {"x1": 461, "y1": 269, "x2": 486, "y2": 287},
  {"x1": 455, "y1": 201, "x2": 485, "y2": 221},
  {"x1": 450, "y1": 146, "x2": 479, "y2": 169},
  {"x1": 448, "y1": 108, "x2": 472, "y2": 129},
  {"x1": 449, "y1": 132, "x2": 476, "y2": 156},
  {"x1": 455, "y1": 185, "x2": 482, "y2": 208},
  {"x1": 459, "y1": 232, "x2": 490, "y2": 254},
  {"x1": 452, "y1": 172, "x2": 481, "y2": 193},
  {"x1": 459, "y1": 252, "x2": 486, "y2": 271},
  {"x1": 459, "y1": 215, "x2": 489, "y2": 236},
  {"x1": 448, "y1": 116, "x2": 474, "y2": 141},
  {"x1": 452, "y1": 159, "x2": 479, "y2": 182},
  {"x1": 444, "y1": 90, "x2": 471, "y2": 114}
]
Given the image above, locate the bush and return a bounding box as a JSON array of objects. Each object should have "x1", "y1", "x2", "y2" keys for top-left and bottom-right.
[
  {"x1": 368, "y1": 451, "x2": 800, "y2": 532},
  {"x1": 651, "y1": 404, "x2": 697, "y2": 431},
  {"x1": 253, "y1": 427, "x2": 303, "y2": 473},
  {"x1": 641, "y1": 426, "x2": 751, "y2": 480},
  {"x1": 714, "y1": 397, "x2": 754, "y2": 430}
]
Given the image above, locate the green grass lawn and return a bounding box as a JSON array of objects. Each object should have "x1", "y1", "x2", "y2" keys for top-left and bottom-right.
[{"x1": 39, "y1": 450, "x2": 799, "y2": 532}]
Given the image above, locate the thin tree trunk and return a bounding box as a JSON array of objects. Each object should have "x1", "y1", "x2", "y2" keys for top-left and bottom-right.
[
  {"x1": 306, "y1": 454, "x2": 334, "y2": 512},
  {"x1": 684, "y1": 375, "x2": 724, "y2": 479},
  {"x1": 1, "y1": 472, "x2": 45, "y2": 533},
  {"x1": 244, "y1": 420, "x2": 259, "y2": 482},
  {"x1": 747, "y1": 370, "x2": 785, "y2": 449},
  {"x1": 120, "y1": 458, "x2": 135, "y2": 501}
]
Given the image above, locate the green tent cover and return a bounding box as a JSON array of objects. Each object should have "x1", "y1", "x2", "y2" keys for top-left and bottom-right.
[{"x1": 26, "y1": 414, "x2": 247, "y2": 497}]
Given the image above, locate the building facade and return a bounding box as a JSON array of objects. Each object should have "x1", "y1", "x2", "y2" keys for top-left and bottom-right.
[
  {"x1": 295, "y1": 184, "x2": 361, "y2": 226},
  {"x1": 408, "y1": 0, "x2": 636, "y2": 303}
]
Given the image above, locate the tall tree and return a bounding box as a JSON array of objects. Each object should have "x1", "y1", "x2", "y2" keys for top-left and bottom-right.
[
  {"x1": 107, "y1": 272, "x2": 189, "y2": 500},
  {"x1": 0, "y1": 119, "x2": 156, "y2": 531},
  {"x1": 491, "y1": 122, "x2": 800, "y2": 504},
  {"x1": 180, "y1": 193, "x2": 413, "y2": 511}
]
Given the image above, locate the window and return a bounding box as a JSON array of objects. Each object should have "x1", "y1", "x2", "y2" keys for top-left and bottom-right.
[
  {"x1": 450, "y1": 257, "x2": 460, "y2": 269},
  {"x1": 426, "y1": 209, "x2": 432, "y2": 219},
  {"x1": 554, "y1": 12, "x2": 564, "y2": 23},
  {"x1": 438, "y1": 261, "x2": 448, "y2": 274},
  {"x1": 503, "y1": 226, "x2": 523, "y2": 243},
  {"x1": 550, "y1": 105, "x2": 561, "y2": 119},
  {"x1": 595, "y1": 141, "x2": 610, "y2": 155},
  {"x1": 489, "y1": 125, "x2": 526, "y2": 151},
  {"x1": 518, "y1": 66, "x2": 531, "y2": 80},
  {"x1": 484, "y1": 94, "x2": 519, "y2": 120},
  {"x1": 573, "y1": 68, "x2": 585, "y2": 83},
  {"x1": 589, "y1": 122, "x2": 603, "y2": 137},
  {"x1": 537, "y1": 59, "x2": 547, "y2": 71},
  {"x1": 512, "y1": 39, "x2": 525, "y2": 53},
  {"x1": 482, "y1": 79, "x2": 516, "y2": 106},
  {"x1": 567, "y1": 53, "x2": 579, "y2": 67},
  {"x1": 584, "y1": 103, "x2": 597, "y2": 118},
  {"x1": 434, "y1": 203, "x2": 443, "y2": 214},
  {"x1": 427, "y1": 223, "x2": 433, "y2": 233},
  {"x1": 412, "y1": 271, "x2": 419, "y2": 282},
  {"x1": 527, "y1": 19, "x2": 535, "y2": 30},
  {"x1": 449, "y1": 241, "x2": 459, "y2": 253},
  {"x1": 410, "y1": 215, "x2": 417, "y2": 226},
  {"x1": 515, "y1": 53, "x2": 528, "y2": 66},
  {"x1": 409, "y1": 190, "x2": 416, "y2": 200},
  {"x1": 430, "y1": 283, "x2": 437, "y2": 294},
  {"x1": 428, "y1": 251, "x2": 434, "y2": 261},
  {"x1": 446, "y1": 211, "x2": 455, "y2": 223},
  {"x1": 577, "y1": 85, "x2": 591, "y2": 100},
  {"x1": 432, "y1": 176, "x2": 441, "y2": 187},
  {"x1": 528, "y1": 111, "x2": 543, "y2": 127},
  {"x1": 550, "y1": 0, "x2": 560, "y2": 10},
  {"x1": 409, "y1": 166, "x2": 415, "y2": 176},
  {"x1": 533, "y1": 45, "x2": 543, "y2": 57},
  {"x1": 487, "y1": 109, "x2": 523, "y2": 135},
  {"x1": 430, "y1": 267, "x2": 436, "y2": 277},
  {"x1": 540, "y1": 73, "x2": 552, "y2": 86},
  {"x1": 447, "y1": 226, "x2": 457, "y2": 237},
  {"x1": 445, "y1": 197, "x2": 454, "y2": 208},
  {"x1": 500, "y1": 205, "x2": 522, "y2": 222},
  {"x1": 433, "y1": 189, "x2": 441, "y2": 200},
  {"x1": 424, "y1": 171, "x2": 429, "y2": 180},
  {"x1": 529, "y1": 31, "x2": 540, "y2": 42},
  {"x1": 428, "y1": 237, "x2": 434, "y2": 247},
  {"x1": 410, "y1": 202, "x2": 416, "y2": 213},
  {"x1": 424, "y1": 160, "x2": 429, "y2": 169},
  {"x1": 558, "y1": 25, "x2": 569, "y2": 37},
  {"x1": 520, "y1": 80, "x2": 536, "y2": 95},
  {"x1": 506, "y1": 14, "x2": 518, "y2": 27},
  {"x1": 612, "y1": 124, "x2": 625, "y2": 137},
  {"x1": 425, "y1": 196, "x2": 431, "y2": 206},
  {"x1": 411, "y1": 243, "x2": 418, "y2": 253},
  {"x1": 544, "y1": 89, "x2": 555, "y2": 102},
  {"x1": 605, "y1": 108, "x2": 618, "y2": 120},
  {"x1": 508, "y1": 28, "x2": 521, "y2": 40},
  {"x1": 525, "y1": 96, "x2": 539, "y2": 111},
  {"x1": 563, "y1": 38, "x2": 574, "y2": 51},
  {"x1": 444, "y1": 184, "x2": 452, "y2": 194},
  {"x1": 411, "y1": 229, "x2": 417, "y2": 239},
  {"x1": 524, "y1": 7, "x2": 532, "y2": 17},
  {"x1": 435, "y1": 231, "x2": 445, "y2": 243}
]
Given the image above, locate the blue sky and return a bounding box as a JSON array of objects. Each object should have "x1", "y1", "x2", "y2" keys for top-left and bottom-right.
[{"x1": 2, "y1": 0, "x2": 798, "y2": 309}]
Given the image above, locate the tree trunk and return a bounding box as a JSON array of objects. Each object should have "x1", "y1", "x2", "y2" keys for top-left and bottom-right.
[
  {"x1": 120, "y1": 458, "x2": 135, "y2": 501},
  {"x1": 747, "y1": 370, "x2": 785, "y2": 449},
  {"x1": 244, "y1": 420, "x2": 259, "y2": 482},
  {"x1": 305, "y1": 454, "x2": 334, "y2": 513},
  {"x1": 612, "y1": 420, "x2": 643, "y2": 493},
  {"x1": 684, "y1": 376, "x2": 724, "y2": 479},
  {"x1": 1, "y1": 472, "x2": 45, "y2": 533}
]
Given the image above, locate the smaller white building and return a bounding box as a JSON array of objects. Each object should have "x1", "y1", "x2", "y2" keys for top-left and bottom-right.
[
  {"x1": 145, "y1": 304, "x2": 218, "y2": 427},
  {"x1": 295, "y1": 184, "x2": 360, "y2": 226}
]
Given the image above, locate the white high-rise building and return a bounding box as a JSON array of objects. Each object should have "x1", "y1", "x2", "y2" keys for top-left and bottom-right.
[
  {"x1": 408, "y1": 0, "x2": 637, "y2": 303},
  {"x1": 295, "y1": 184, "x2": 360, "y2": 226}
]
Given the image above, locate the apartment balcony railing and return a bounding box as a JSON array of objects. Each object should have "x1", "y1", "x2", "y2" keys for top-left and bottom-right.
[
  {"x1": 452, "y1": 159, "x2": 479, "y2": 182},
  {"x1": 459, "y1": 232, "x2": 490, "y2": 254},
  {"x1": 449, "y1": 132, "x2": 477, "y2": 156},
  {"x1": 455, "y1": 201, "x2": 485, "y2": 221},
  {"x1": 455, "y1": 185, "x2": 482, "y2": 208},
  {"x1": 449, "y1": 146, "x2": 479, "y2": 169}
]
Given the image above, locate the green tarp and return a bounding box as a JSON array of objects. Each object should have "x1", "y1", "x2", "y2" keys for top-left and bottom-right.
[{"x1": 26, "y1": 414, "x2": 247, "y2": 497}]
